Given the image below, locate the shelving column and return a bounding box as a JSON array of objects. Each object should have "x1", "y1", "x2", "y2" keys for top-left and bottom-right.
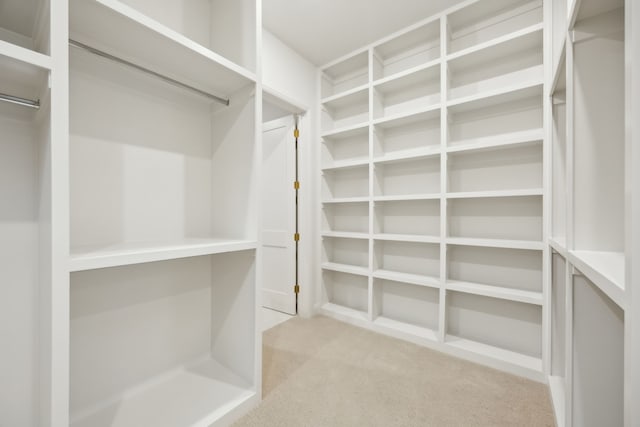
[{"x1": 438, "y1": 15, "x2": 448, "y2": 343}]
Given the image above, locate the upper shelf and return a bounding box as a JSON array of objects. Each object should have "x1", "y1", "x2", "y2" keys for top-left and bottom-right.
[
  {"x1": 70, "y1": 238, "x2": 258, "y2": 272},
  {"x1": 569, "y1": 0, "x2": 624, "y2": 29},
  {"x1": 69, "y1": 0, "x2": 256, "y2": 100},
  {"x1": 0, "y1": 41, "x2": 50, "y2": 104},
  {"x1": 321, "y1": 50, "x2": 369, "y2": 99},
  {"x1": 447, "y1": 82, "x2": 543, "y2": 114},
  {"x1": 568, "y1": 250, "x2": 626, "y2": 309}
]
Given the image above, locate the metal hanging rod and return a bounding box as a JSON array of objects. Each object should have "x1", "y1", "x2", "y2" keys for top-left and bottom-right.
[
  {"x1": 69, "y1": 39, "x2": 229, "y2": 106},
  {"x1": 0, "y1": 92, "x2": 40, "y2": 109}
]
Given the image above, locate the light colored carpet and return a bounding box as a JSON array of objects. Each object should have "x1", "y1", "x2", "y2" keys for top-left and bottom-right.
[{"x1": 234, "y1": 316, "x2": 555, "y2": 427}]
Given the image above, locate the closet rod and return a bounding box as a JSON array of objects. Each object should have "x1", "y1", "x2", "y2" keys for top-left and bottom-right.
[
  {"x1": 69, "y1": 39, "x2": 230, "y2": 106},
  {"x1": 0, "y1": 92, "x2": 40, "y2": 109}
]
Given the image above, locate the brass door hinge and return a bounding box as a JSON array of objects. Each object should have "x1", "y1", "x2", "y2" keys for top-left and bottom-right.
[
  {"x1": 294, "y1": 284, "x2": 300, "y2": 294},
  {"x1": 294, "y1": 233, "x2": 300, "y2": 241},
  {"x1": 294, "y1": 181, "x2": 300, "y2": 190},
  {"x1": 294, "y1": 129, "x2": 300, "y2": 138}
]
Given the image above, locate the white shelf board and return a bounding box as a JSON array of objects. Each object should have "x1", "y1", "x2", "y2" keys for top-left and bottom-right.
[
  {"x1": 320, "y1": 302, "x2": 368, "y2": 322},
  {"x1": 69, "y1": 0, "x2": 256, "y2": 99},
  {"x1": 373, "y1": 233, "x2": 440, "y2": 244},
  {"x1": 70, "y1": 358, "x2": 255, "y2": 427},
  {"x1": 321, "y1": 121, "x2": 369, "y2": 138},
  {"x1": 569, "y1": 0, "x2": 624, "y2": 28},
  {"x1": 321, "y1": 231, "x2": 369, "y2": 240},
  {"x1": 447, "y1": 81, "x2": 543, "y2": 113},
  {"x1": 372, "y1": 269, "x2": 440, "y2": 288},
  {"x1": 446, "y1": 237, "x2": 545, "y2": 251},
  {"x1": 548, "y1": 237, "x2": 568, "y2": 257},
  {"x1": 373, "y1": 147, "x2": 441, "y2": 165},
  {"x1": 322, "y1": 197, "x2": 369, "y2": 204},
  {"x1": 548, "y1": 375, "x2": 566, "y2": 427},
  {"x1": 445, "y1": 336, "x2": 543, "y2": 373},
  {"x1": 446, "y1": 189, "x2": 543, "y2": 199},
  {"x1": 447, "y1": 128, "x2": 544, "y2": 154},
  {"x1": 322, "y1": 262, "x2": 369, "y2": 277},
  {"x1": 372, "y1": 104, "x2": 440, "y2": 127},
  {"x1": 69, "y1": 239, "x2": 257, "y2": 272},
  {"x1": 321, "y1": 85, "x2": 368, "y2": 111},
  {"x1": 568, "y1": 250, "x2": 626, "y2": 309},
  {"x1": 321, "y1": 83, "x2": 369, "y2": 105},
  {"x1": 446, "y1": 280, "x2": 543, "y2": 306},
  {"x1": 373, "y1": 193, "x2": 440, "y2": 202},
  {"x1": 0, "y1": 39, "x2": 52, "y2": 70},
  {"x1": 321, "y1": 122, "x2": 368, "y2": 141},
  {"x1": 372, "y1": 316, "x2": 438, "y2": 342},
  {"x1": 321, "y1": 158, "x2": 370, "y2": 171},
  {"x1": 447, "y1": 23, "x2": 543, "y2": 69},
  {"x1": 372, "y1": 59, "x2": 440, "y2": 88}
]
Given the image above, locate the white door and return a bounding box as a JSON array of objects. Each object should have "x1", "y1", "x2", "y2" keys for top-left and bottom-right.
[{"x1": 261, "y1": 116, "x2": 296, "y2": 314}]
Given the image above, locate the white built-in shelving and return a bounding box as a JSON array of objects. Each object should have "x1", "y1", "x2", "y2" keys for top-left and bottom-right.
[
  {"x1": 318, "y1": 0, "x2": 546, "y2": 380},
  {"x1": 1, "y1": 0, "x2": 262, "y2": 425}
]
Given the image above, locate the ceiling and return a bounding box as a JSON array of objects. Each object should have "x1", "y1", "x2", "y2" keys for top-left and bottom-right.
[{"x1": 263, "y1": 0, "x2": 466, "y2": 66}]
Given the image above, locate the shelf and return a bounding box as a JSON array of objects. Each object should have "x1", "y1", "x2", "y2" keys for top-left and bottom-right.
[
  {"x1": 322, "y1": 262, "x2": 368, "y2": 277},
  {"x1": 373, "y1": 194, "x2": 440, "y2": 202},
  {"x1": 0, "y1": 42, "x2": 50, "y2": 104},
  {"x1": 568, "y1": 250, "x2": 626, "y2": 309},
  {"x1": 321, "y1": 86, "x2": 368, "y2": 132},
  {"x1": 447, "y1": 23, "x2": 543, "y2": 62},
  {"x1": 69, "y1": 0, "x2": 256, "y2": 100},
  {"x1": 322, "y1": 231, "x2": 369, "y2": 240},
  {"x1": 373, "y1": 64, "x2": 440, "y2": 120},
  {"x1": 320, "y1": 302, "x2": 368, "y2": 322},
  {"x1": 373, "y1": 234, "x2": 439, "y2": 244},
  {"x1": 447, "y1": 81, "x2": 543, "y2": 113},
  {"x1": 69, "y1": 239, "x2": 257, "y2": 272},
  {"x1": 322, "y1": 197, "x2": 369, "y2": 204},
  {"x1": 321, "y1": 122, "x2": 369, "y2": 139},
  {"x1": 447, "y1": 237, "x2": 544, "y2": 251},
  {"x1": 445, "y1": 336, "x2": 542, "y2": 372},
  {"x1": 570, "y1": 0, "x2": 624, "y2": 27},
  {"x1": 321, "y1": 51, "x2": 368, "y2": 99},
  {"x1": 446, "y1": 280, "x2": 543, "y2": 306},
  {"x1": 372, "y1": 104, "x2": 440, "y2": 127},
  {"x1": 71, "y1": 358, "x2": 255, "y2": 427},
  {"x1": 447, "y1": 129, "x2": 544, "y2": 153},
  {"x1": 373, "y1": 147, "x2": 440, "y2": 165},
  {"x1": 321, "y1": 158, "x2": 370, "y2": 171},
  {"x1": 321, "y1": 83, "x2": 369, "y2": 105},
  {"x1": 372, "y1": 316, "x2": 438, "y2": 342},
  {"x1": 446, "y1": 189, "x2": 543, "y2": 199},
  {"x1": 373, "y1": 60, "x2": 440, "y2": 87},
  {"x1": 372, "y1": 269, "x2": 440, "y2": 288}
]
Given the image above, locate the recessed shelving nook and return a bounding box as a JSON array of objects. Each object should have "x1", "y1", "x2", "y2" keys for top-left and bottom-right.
[
  {"x1": 318, "y1": 0, "x2": 547, "y2": 380},
  {"x1": 64, "y1": 0, "x2": 262, "y2": 425}
]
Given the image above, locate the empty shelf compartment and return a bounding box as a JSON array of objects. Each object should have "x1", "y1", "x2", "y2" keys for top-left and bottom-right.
[
  {"x1": 322, "y1": 165, "x2": 369, "y2": 200},
  {"x1": 373, "y1": 278, "x2": 439, "y2": 335},
  {"x1": 373, "y1": 65, "x2": 440, "y2": 120},
  {"x1": 373, "y1": 109, "x2": 440, "y2": 157},
  {"x1": 321, "y1": 87, "x2": 369, "y2": 133},
  {"x1": 321, "y1": 51, "x2": 369, "y2": 99},
  {"x1": 374, "y1": 199, "x2": 439, "y2": 237},
  {"x1": 373, "y1": 240, "x2": 439, "y2": 279},
  {"x1": 322, "y1": 124, "x2": 369, "y2": 166},
  {"x1": 374, "y1": 156, "x2": 440, "y2": 197},
  {"x1": 322, "y1": 270, "x2": 369, "y2": 317},
  {"x1": 323, "y1": 201, "x2": 369, "y2": 234}
]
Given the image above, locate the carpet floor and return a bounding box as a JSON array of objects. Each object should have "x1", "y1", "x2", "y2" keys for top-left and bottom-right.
[{"x1": 234, "y1": 316, "x2": 555, "y2": 427}]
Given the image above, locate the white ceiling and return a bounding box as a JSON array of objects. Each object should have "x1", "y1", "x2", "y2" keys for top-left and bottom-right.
[{"x1": 263, "y1": 0, "x2": 467, "y2": 66}]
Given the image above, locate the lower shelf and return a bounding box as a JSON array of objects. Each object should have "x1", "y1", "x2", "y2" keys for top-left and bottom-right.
[
  {"x1": 446, "y1": 280, "x2": 543, "y2": 305},
  {"x1": 71, "y1": 357, "x2": 256, "y2": 427},
  {"x1": 320, "y1": 302, "x2": 368, "y2": 322},
  {"x1": 70, "y1": 239, "x2": 257, "y2": 272},
  {"x1": 372, "y1": 269, "x2": 440, "y2": 288},
  {"x1": 372, "y1": 316, "x2": 438, "y2": 341},
  {"x1": 322, "y1": 262, "x2": 368, "y2": 276},
  {"x1": 445, "y1": 336, "x2": 542, "y2": 373}
]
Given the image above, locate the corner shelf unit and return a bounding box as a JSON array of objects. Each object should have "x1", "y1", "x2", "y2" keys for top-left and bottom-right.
[{"x1": 318, "y1": 0, "x2": 546, "y2": 381}]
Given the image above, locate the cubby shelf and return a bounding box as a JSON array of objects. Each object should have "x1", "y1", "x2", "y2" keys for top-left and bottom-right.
[
  {"x1": 446, "y1": 280, "x2": 543, "y2": 306},
  {"x1": 321, "y1": 158, "x2": 370, "y2": 171},
  {"x1": 322, "y1": 231, "x2": 369, "y2": 240},
  {"x1": 373, "y1": 148, "x2": 441, "y2": 165},
  {"x1": 70, "y1": 358, "x2": 254, "y2": 427},
  {"x1": 321, "y1": 262, "x2": 369, "y2": 277},
  {"x1": 568, "y1": 250, "x2": 626, "y2": 309},
  {"x1": 69, "y1": 239, "x2": 257, "y2": 272},
  {"x1": 447, "y1": 81, "x2": 543, "y2": 112},
  {"x1": 69, "y1": 0, "x2": 256, "y2": 99},
  {"x1": 445, "y1": 336, "x2": 542, "y2": 372},
  {"x1": 373, "y1": 234, "x2": 439, "y2": 244},
  {"x1": 372, "y1": 104, "x2": 440, "y2": 126},
  {"x1": 446, "y1": 189, "x2": 543, "y2": 199},
  {"x1": 320, "y1": 302, "x2": 368, "y2": 322},
  {"x1": 322, "y1": 197, "x2": 370, "y2": 204},
  {"x1": 321, "y1": 122, "x2": 369, "y2": 139},
  {"x1": 372, "y1": 59, "x2": 440, "y2": 87},
  {"x1": 373, "y1": 194, "x2": 440, "y2": 202},
  {"x1": 447, "y1": 23, "x2": 544, "y2": 62},
  {"x1": 446, "y1": 237, "x2": 544, "y2": 251},
  {"x1": 446, "y1": 129, "x2": 543, "y2": 153},
  {"x1": 372, "y1": 269, "x2": 440, "y2": 288},
  {"x1": 321, "y1": 83, "x2": 369, "y2": 104}
]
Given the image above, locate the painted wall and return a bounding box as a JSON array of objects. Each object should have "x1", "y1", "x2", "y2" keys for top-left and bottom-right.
[{"x1": 262, "y1": 29, "x2": 319, "y2": 318}]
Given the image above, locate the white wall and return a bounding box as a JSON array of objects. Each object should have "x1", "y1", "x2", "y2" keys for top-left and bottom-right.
[{"x1": 262, "y1": 29, "x2": 319, "y2": 317}]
